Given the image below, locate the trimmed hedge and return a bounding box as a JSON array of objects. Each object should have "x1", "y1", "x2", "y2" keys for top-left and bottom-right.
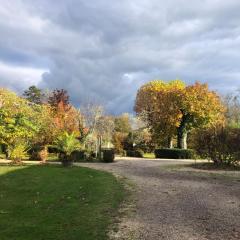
[
  {"x1": 126, "y1": 150, "x2": 144, "y2": 158},
  {"x1": 102, "y1": 149, "x2": 115, "y2": 163},
  {"x1": 155, "y1": 148, "x2": 196, "y2": 159}
]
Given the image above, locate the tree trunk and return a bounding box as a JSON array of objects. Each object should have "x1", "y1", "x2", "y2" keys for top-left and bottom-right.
[
  {"x1": 99, "y1": 136, "x2": 102, "y2": 160},
  {"x1": 177, "y1": 111, "x2": 189, "y2": 149},
  {"x1": 167, "y1": 137, "x2": 173, "y2": 149},
  {"x1": 177, "y1": 130, "x2": 187, "y2": 149}
]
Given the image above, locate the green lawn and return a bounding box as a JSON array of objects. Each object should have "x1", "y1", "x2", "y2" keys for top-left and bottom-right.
[
  {"x1": 143, "y1": 153, "x2": 155, "y2": 159},
  {"x1": 0, "y1": 165, "x2": 125, "y2": 240}
]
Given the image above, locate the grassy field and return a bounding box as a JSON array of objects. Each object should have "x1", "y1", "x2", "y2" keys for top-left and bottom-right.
[{"x1": 0, "y1": 165, "x2": 125, "y2": 240}]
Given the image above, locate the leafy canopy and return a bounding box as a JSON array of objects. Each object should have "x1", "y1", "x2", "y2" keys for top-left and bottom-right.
[{"x1": 135, "y1": 80, "x2": 225, "y2": 143}]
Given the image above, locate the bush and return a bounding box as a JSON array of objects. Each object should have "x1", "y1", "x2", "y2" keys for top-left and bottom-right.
[
  {"x1": 8, "y1": 142, "x2": 29, "y2": 162},
  {"x1": 70, "y1": 150, "x2": 86, "y2": 162},
  {"x1": 126, "y1": 149, "x2": 144, "y2": 158},
  {"x1": 53, "y1": 132, "x2": 81, "y2": 164},
  {"x1": 29, "y1": 145, "x2": 48, "y2": 161},
  {"x1": 155, "y1": 148, "x2": 196, "y2": 159},
  {"x1": 84, "y1": 151, "x2": 96, "y2": 162},
  {"x1": 48, "y1": 146, "x2": 60, "y2": 154},
  {"x1": 102, "y1": 149, "x2": 115, "y2": 163},
  {"x1": 193, "y1": 127, "x2": 240, "y2": 165}
]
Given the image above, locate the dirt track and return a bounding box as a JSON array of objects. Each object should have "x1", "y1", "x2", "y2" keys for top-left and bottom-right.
[{"x1": 77, "y1": 158, "x2": 240, "y2": 240}]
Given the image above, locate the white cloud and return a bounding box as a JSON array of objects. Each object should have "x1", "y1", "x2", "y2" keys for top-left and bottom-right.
[{"x1": 0, "y1": 61, "x2": 47, "y2": 92}]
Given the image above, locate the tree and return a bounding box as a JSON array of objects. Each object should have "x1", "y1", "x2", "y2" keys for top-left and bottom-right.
[
  {"x1": 135, "y1": 80, "x2": 225, "y2": 149},
  {"x1": 114, "y1": 113, "x2": 131, "y2": 133},
  {"x1": 0, "y1": 88, "x2": 39, "y2": 158},
  {"x1": 23, "y1": 85, "x2": 44, "y2": 104},
  {"x1": 224, "y1": 90, "x2": 240, "y2": 128},
  {"x1": 48, "y1": 89, "x2": 79, "y2": 134},
  {"x1": 80, "y1": 103, "x2": 104, "y2": 155},
  {"x1": 177, "y1": 82, "x2": 225, "y2": 149},
  {"x1": 135, "y1": 80, "x2": 185, "y2": 148}
]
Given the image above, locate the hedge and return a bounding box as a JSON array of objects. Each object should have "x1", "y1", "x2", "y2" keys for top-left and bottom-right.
[
  {"x1": 155, "y1": 148, "x2": 196, "y2": 159},
  {"x1": 126, "y1": 150, "x2": 144, "y2": 158}
]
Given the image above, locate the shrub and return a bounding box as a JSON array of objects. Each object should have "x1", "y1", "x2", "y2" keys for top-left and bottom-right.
[
  {"x1": 53, "y1": 132, "x2": 81, "y2": 166},
  {"x1": 48, "y1": 146, "x2": 60, "y2": 154},
  {"x1": 30, "y1": 145, "x2": 48, "y2": 161},
  {"x1": 70, "y1": 150, "x2": 86, "y2": 162},
  {"x1": 155, "y1": 148, "x2": 196, "y2": 159},
  {"x1": 126, "y1": 149, "x2": 144, "y2": 158},
  {"x1": 101, "y1": 149, "x2": 115, "y2": 163},
  {"x1": 8, "y1": 142, "x2": 29, "y2": 163},
  {"x1": 84, "y1": 151, "x2": 96, "y2": 162},
  {"x1": 193, "y1": 127, "x2": 240, "y2": 165}
]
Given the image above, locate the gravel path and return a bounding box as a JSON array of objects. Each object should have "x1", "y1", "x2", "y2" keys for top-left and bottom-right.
[{"x1": 76, "y1": 158, "x2": 240, "y2": 240}]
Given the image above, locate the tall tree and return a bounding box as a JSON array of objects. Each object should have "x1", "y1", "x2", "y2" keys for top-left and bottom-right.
[
  {"x1": 48, "y1": 89, "x2": 78, "y2": 133},
  {"x1": 23, "y1": 85, "x2": 44, "y2": 104},
  {"x1": 48, "y1": 89, "x2": 70, "y2": 110},
  {"x1": 224, "y1": 91, "x2": 240, "y2": 128},
  {"x1": 135, "y1": 80, "x2": 185, "y2": 148},
  {"x1": 135, "y1": 80, "x2": 225, "y2": 149},
  {"x1": 0, "y1": 88, "x2": 39, "y2": 156},
  {"x1": 114, "y1": 113, "x2": 131, "y2": 133}
]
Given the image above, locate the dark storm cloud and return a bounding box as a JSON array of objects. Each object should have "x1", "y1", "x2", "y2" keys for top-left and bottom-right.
[{"x1": 0, "y1": 0, "x2": 240, "y2": 113}]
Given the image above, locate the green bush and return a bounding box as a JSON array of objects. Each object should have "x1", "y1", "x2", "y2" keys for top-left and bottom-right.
[
  {"x1": 155, "y1": 148, "x2": 196, "y2": 159},
  {"x1": 70, "y1": 150, "x2": 86, "y2": 162},
  {"x1": 102, "y1": 149, "x2": 115, "y2": 163},
  {"x1": 8, "y1": 142, "x2": 29, "y2": 162},
  {"x1": 126, "y1": 150, "x2": 144, "y2": 158}
]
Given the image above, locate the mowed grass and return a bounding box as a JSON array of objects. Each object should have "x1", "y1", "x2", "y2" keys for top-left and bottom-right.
[
  {"x1": 0, "y1": 165, "x2": 125, "y2": 240},
  {"x1": 143, "y1": 153, "x2": 155, "y2": 159}
]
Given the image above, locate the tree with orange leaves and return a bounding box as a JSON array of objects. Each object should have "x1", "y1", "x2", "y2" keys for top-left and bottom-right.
[
  {"x1": 135, "y1": 80, "x2": 225, "y2": 149},
  {"x1": 48, "y1": 89, "x2": 80, "y2": 134}
]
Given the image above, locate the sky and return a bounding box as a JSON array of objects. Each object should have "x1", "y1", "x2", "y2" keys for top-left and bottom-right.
[{"x1": 0, "y1": 0, "x2": 240, "y2": 113}]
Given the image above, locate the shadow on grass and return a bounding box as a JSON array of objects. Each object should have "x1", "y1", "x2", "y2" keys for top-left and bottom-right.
[{"x1": 0, "y1": 164, "x2": 125, "y2": 240}]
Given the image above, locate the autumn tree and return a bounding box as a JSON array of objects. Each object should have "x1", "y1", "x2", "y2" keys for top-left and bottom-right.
[
  {"x1": 48, "y1": 89, "x2": 79, "y2": 134},
  {"x1": 135, "y1": 80, "x2": 225, "y2": 149},
  {"x1": 80, "y1": 103, "x2": 105, "y2": 156},
  {"x1": 224, "y1": 90, "x2": 240, "y2": 128},
  {"x1": 177, "y1": 82, "x2": 225, "y2": 149},
  {"x1": 112, "y1": 113, "x2": 132, "y2": 154},
  {"x1": 135, "y1": 80, "x2": 185, "y2": 148},
  {"x1": 114, "y1": 113, "x2": 131, "y2": 133},
  {"x1": 0, "y1": 88, "x2": 40, "y2": 159}
]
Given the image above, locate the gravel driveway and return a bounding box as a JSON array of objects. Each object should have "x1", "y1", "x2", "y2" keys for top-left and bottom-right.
[{"x1": 76, "y1": 158, "x2": 240, "y2": 240}]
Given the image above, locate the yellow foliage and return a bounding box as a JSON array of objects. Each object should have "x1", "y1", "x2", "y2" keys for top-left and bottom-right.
[{"x1": 135, "y1": 80, "x2": 225, "y2": 141}]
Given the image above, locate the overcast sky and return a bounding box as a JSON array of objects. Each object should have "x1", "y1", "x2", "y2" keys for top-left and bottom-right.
[{"x1": 0, "y1": 0, "x2": 240, "y2": 113}]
